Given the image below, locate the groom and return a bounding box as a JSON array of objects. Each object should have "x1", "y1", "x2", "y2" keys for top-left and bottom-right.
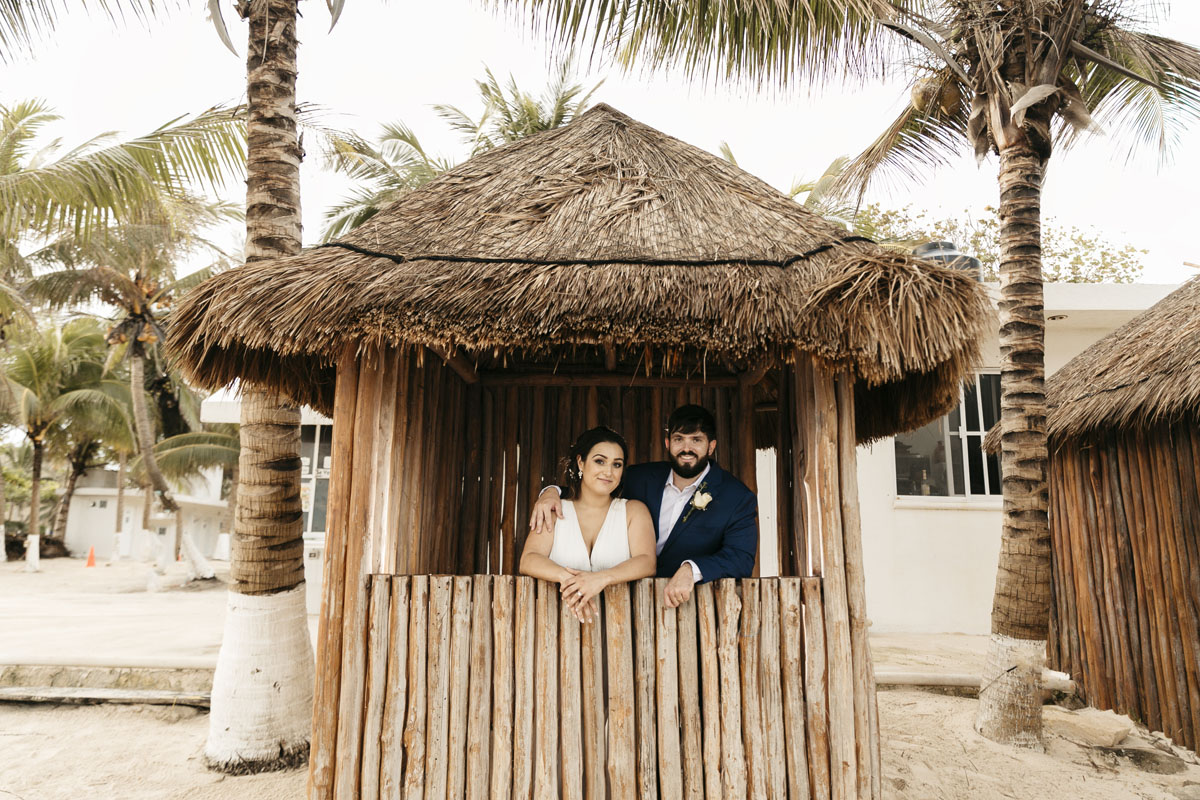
[{"x1": 530, "y1": 404, "x2": 758, "y2": 608}]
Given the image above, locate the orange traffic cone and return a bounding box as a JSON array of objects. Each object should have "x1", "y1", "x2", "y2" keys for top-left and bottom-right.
[{"x1": 85, "y1": 547, "x2": 96, "y2": 568}]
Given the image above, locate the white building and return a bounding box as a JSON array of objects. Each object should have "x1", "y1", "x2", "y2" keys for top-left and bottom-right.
[
  {"x1": 200, "y1": 282, "x2": 1179, "y2": 630},
  {"x1": 856, "y1": 282, "x2": 1178, "y2": 633},
  {"x1": 64, "y1": 466, "x2": 230, "y2": 562}
]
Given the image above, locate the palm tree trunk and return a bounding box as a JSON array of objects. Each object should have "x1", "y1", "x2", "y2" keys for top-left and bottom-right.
[
  {"x1": 975, "y1": 142, "x2": 1053, "y2": 748},
  {"x1": 51, "y1": 462, "x2": 81, "y2": 541},
  {"x1": 24, "y1": 438, "x2": 43, "y2": 572},
  {"x1": 0, "y1": 467, "x2": 7, "y2": 563},
  {"x1": 130, "y1": 353, "x2": 178, "y2": 513},
  {"x1": 206, "y1": 0, "x2": 311, "y2": 774},
  {"x1": 111, "y1": 452, "x2": 127, "y2": 562}
]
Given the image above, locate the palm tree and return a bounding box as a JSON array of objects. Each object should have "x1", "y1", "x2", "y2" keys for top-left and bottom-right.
[
  {"x1": 25, "y1": 199, "x2": 239, "y2": 522},
  {"x1": 153, "y1": 424, "x2": 240, "y2": 534},
  {"x1": 0, "y1": 317, "x2": 125, "y2": 570},
  {"x1": 505, "y1": 0, "x2": 1200, "y2": 747},
  {"x1": 1, "y1": 98, "x2": 245, "y2": 245},
  {"x1": 202, "y1": 0, "x2": 321, "y2": 775},
  {"x1": 320, "y1": 60, "x2": 601, "y2": 239},
  {"x1": 45, "y1": 378, "x2": 134, "y2": 542}
]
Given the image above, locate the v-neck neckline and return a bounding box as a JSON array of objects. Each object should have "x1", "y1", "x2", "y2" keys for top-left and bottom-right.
[{"x1": 572, "y1": 499, "x2": 617, "y2": 564}]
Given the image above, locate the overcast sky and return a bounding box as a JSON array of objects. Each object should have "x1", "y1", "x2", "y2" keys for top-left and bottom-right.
[{"x1": 4, "y1": 2, "x2": 1198, "y2": 283}]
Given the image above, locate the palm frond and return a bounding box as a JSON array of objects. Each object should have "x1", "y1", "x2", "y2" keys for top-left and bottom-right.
[
  {"x1": 831, "y1": 81, "x2": 968, "y2": 204},
  {"x1": 0, "y1": 0, "x2": 171, "y2": 63},
  {"x1": 493, "y1": 0, "x2": 893, "y2": 87}
]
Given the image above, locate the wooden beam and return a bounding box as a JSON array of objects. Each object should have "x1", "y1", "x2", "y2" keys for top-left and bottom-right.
[
  {"x1": 479, "y1": 372, "x2": 739, "y2": 388},
  {"x1": 603, "y1": 344, "x2": 617, "y2": 372},
  {"x1": 430, "y1": 346, "x2": 480, "y2": 385}
]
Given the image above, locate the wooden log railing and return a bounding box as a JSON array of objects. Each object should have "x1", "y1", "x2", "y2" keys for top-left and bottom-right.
[{"x1": 336, "y1": 574, "x2": 842, "y2": 800}]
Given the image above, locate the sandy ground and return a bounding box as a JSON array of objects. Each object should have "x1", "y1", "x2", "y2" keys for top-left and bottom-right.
[
  {"x1": 5, "y1": 557, "x2": 1199, "y2": 799},
  {"x1": 0, "y1": 558, "x2": 319, "y2": 664},
  {"x1": 3, "y1": 692, "x2": 1200, "y2": 800}
]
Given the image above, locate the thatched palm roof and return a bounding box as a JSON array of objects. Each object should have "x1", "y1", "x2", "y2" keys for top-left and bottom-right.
[
  {"x1": 1043, "y1": 276, "x2": 1200, "y2": 441},
  {"x1": 170, "y1": 104, "x2": 989, "y2": 441}
]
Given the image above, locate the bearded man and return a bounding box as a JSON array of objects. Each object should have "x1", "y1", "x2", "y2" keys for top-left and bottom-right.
[{"x1": 530, "y1": 404, "x2": 758, "y2": 608}]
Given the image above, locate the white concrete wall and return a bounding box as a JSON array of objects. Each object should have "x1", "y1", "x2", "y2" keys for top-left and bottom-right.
[
  {"x1": 65, "y1": 488, "x2": 229, "y2": 562},
  {"x1": 853, "y1": 282, "x2": 1179, "y2": 633}
]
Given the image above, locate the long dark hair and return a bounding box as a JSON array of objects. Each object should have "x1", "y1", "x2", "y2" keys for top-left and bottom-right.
[{"x1": 559, "y1": 426, "x2": 629, "y2": 500}]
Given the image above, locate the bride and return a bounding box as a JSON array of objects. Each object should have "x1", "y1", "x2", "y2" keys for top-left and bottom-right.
[{"x1": 519, "y1": 426, "x2": 656, "y2": 622}]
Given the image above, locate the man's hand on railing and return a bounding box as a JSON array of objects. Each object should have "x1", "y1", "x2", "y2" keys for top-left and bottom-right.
[
  {"x1": 530, "y1": 487, "x2": 564, "y2": 536},
  {"x1": 663, "y1": 564, "x2": 695, "y2": 608}
]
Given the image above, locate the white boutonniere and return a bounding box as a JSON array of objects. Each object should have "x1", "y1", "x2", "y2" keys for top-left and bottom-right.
[{"x1": 681, "y1": 483, "x2": 711, "y2": 524}]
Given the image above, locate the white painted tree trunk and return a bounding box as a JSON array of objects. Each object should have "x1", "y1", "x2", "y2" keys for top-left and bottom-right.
[
  {"x1": 975, "y1": 633, "x2": 1046, "y2": 750},
  {"x1": 23, "y1": 534, "x2": 38, "y2": 572},
  {"x1": 205, "y1": 585, "x2": 314, "y2": 772}
]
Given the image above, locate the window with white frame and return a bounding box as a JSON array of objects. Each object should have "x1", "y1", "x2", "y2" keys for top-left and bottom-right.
[
  {"x1": 894, "y1": 372, "x2": 1001, "y2": 498},
  {"x1": 299, "y1": 423, "x2": 333, "y2": 535}
]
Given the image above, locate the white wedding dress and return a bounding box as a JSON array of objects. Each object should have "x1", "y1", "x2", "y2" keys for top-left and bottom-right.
[{"x1": 547, "y1": 498, "x2": 630, "y2": 572}]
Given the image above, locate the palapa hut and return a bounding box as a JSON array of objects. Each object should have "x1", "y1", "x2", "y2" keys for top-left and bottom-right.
[
  {"x1": 1032, "y1": 276, "x2": 1200, "y2": 750},
  {"x1": 170, "y1": 104, "x2": 989, "y2": 800}
]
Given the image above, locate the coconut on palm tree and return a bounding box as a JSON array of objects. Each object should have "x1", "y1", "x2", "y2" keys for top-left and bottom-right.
[{"x1": 504, "y1": 0, "x2": 1200, "y2": 748}]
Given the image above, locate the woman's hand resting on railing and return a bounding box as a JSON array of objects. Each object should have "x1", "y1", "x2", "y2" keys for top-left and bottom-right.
[{"x1": 560, "y1": 571, "x2": 610, "y2": 622}]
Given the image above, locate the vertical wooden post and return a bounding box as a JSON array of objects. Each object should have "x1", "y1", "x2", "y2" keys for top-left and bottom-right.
[
  {"x1": 379, "y1": 576, "x2": 410, "y2": 800},
  {"x1": 780, "y1": 579, "x2": 811, "y2": 800},
  {"x1": 368, "y1": 348, "x2": 399, "y2": 573},
  {"x1": 654, "y1": 579, "x2": 683, "y2": 798},
  {"x1": 803, "y1": 577, "x2": 830, "y2": 800},
  {"x1": 811, "y1": 362, "x2": 857, "y2": 800},
  {"x1": 560, "y1": 593, "x2": 584, "y2": 800},
  {"x1": 402, "y1": 576, "x2": 429, "y2": 800},
  {"x1": 759, "y1": 580, "x2": 788, "y2": 800},
  {"x1": 360, "y1": 577, "x2": 393, "y2": 800},
  {"x1": 835, "y1": 374, "x2": 880, "y2": 799},
  {"x1": 490, "y1": 576, "x2": 515, "y2": 800},
  {"x1": 580, "y1": 607, "x2": 607, "y2": 800},
  {"x1": 447, "y1": 577, "x2": 474, "y2": 799},
  {"x1": 737, "y1": 373, "x2": 760, "y2": 575},
  {"x1": 309, "y1": 345, "x2": 359, "y2": 799},
  {"x1": 715, "y1": 580, "x2": 747, "y2": 798},
  {"x1": 676, "y1": 594, "x2": 704, "y2": 800},
  {"x1": 424, "y1": 577, "x2": 454, "y2": 797},
  {"x1": 633, "y1": 580, "x2": 659, "y2": 800},
  {"x1": 604, "y1": 583, "x2": 637, "y2": 799},
  {"x1": 466, "y1": 576, "x2": 493, "y2": 800},
  {"x1": 512, "y1": 577, "x2": 536, "y2": 798},
  {"x1": 385, "y1": 350, "x2": 410, "y2": 574},
  {"x1": 333, "y1": 347, "x2": 386, "y2": 800},
  {"x1": 739, "y1": 580, "x2": 768, "y2": 798},
  {"x1": 695, "y1": 584, "x2": 723, "y2": 800}
]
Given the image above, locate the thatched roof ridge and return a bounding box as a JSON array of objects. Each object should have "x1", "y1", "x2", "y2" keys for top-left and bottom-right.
[
  {"x1": 170, "y1": 104, "x2": 990, "y2": 440},
  {"x1": 1043, "y1": 276, "x2": 1200, "y2": 441}
]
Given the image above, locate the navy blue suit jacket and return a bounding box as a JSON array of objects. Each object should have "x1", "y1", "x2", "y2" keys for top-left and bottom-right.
[{"x1": 620, "y1": 461, "x2": 757, "y2": 583}]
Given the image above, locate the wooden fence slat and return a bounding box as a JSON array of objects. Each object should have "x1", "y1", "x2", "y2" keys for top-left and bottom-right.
[
  {"x1": 634, "y1": 579, "x2": 659, "y2": 800},
  {"x1": 695, "y1": 584, "x2": 723, "y2": 800},
  {"x1": 780, "y1": 579, "x2": 811, "y2": 800},
  {"x1": 380, "y1": 577, "x2": 411, "y2": 800},
  {"x1": 580, "y1": 606, "x2": 607, "y2": 799},
  {"x1": 560, "y1": 589, "x2": 584, "y2": 800},
  {"x1": 605, "y1": 583, "x2": 637, "y2": 799},
  {"x1": 424, "y1": 576, "x2": 453, "y2": 798},
  {"x1": 466, "y1": 576, "x2": 493, "y2": 800},
  {"x1": 447, "y1": 577, "x2": 474, "y2": 800},
  {"x1": 403, "y1": 576, "x2": 430, "y2": 800},
  {"x1": 715, "y1": 579, "x2": 748, "y2": 799},
  {"x1": 758, "y1": 580, "x2": 788, "y2": 800},
  {"x1": 360, "y1": 577, "x2": 393, "y2": 800},
  {"x1": 655, "y1": 579, "x2": 683, "y2": 799},
  {"x1": 512, "y1": 577, "x2": 536, "y2": 799},
  {"x1": 803, "y1": 577, "x2": 831, "y2": 800},
  {"x1": 739, "y1": 580, "x2": 768, "y2": 798},
  {"x1": 676, "y1": 593, "x2": 704, "y2": 800},
  {"x1": 490, "y1": 576, "x2": 515, "y2": 800},
  {"x1": 534, "y1": 582, "x2": 560, "y2": 799}
]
